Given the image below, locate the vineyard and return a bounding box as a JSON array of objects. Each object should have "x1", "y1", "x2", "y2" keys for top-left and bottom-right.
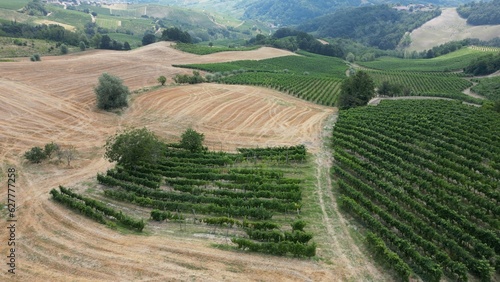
[
  {"x1": 357, "y1": 47, "x2": 498, "y2": 72},
  {"x1": 331, "y1": 100, "x2": 500, "y2": 281},
  {"x1": 177, "y1": 52, "x2": 347, "y2": 106},
  {"x1": 174, "y1": 43, "x2": 260, "y2": 55},
  {"x1": 366, "y1": 70, "x2": 480, "y2": 103},
  {"x1": 471, "y1": 76, "x2": 500, "y2": 101},
  {"x1": 51, "y1": 144, "x2": 317, "y2": 257}
]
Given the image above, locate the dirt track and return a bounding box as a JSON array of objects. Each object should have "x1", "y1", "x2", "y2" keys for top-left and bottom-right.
[{"x1": 0, "y1": 43, "x2": 387, "y2": 281}]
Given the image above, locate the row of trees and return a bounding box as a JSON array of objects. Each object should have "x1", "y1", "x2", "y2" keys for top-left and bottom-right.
[
  {"x1": 24, "y1": 142, "x2": 76, "y2": 166},
  {"x1": 142, "y1": 27, "x2": 193, "y2": 46}
]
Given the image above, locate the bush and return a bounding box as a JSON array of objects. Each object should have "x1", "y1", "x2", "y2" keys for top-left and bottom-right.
[
  {"x1": 173, "y1": 71, "x2": 205, "y2": 84},
  {"x1": 24, "y1": 147, "x2": 47, "y2": 163},
  {"x1": 60, "y1": 44, "x2": 68, "y2": 54},
  {"x1": 30, "y1": 54, "x2": 41, "y2": 61},
  {"x1": 94, "y1": 73, "x2": 129, "y2": 111}
]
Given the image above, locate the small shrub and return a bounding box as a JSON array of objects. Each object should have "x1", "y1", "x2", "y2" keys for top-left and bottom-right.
[
  {"x1": 30, "y1": 54, "x2": 41, "y2": 61},
  {"x1": 24, "y1": 147, "x2": 47, "y2": 163}
]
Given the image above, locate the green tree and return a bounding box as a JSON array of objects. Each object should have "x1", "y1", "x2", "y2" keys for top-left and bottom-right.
[
  {"x1": 180, "y1": 128, "x2": 205, "y2": 153},
  {"x1": 30, "y1": 54, "x2": 41, "y2": 61},
  {"x1": 338, "y1": 70, "x2": 375, "y2": 109},
  {"x1": 157, "y1": 75, "x2": 167, "y2": 86},
  {"x1": 346, "y1": 52, "x2": 355, "y2": 62},
  {"x1": 94, "y1": 73, "x2": 129, "y2": 111},
  {"x1": 60, "y1": 44, "x2": 68, "y2": 54},
  {"x1": 142, "y1": 34, "x2": 156, "y2": 46},
  {"x1": 24, "y1": 146, "x2": 47, "y2": 163},
  {"x1": 123, "y1": 41, "x2": 131, "y2": 50},
  {"x1": 79, "y1": 41, "x2": 86, "y2": 51},
  {"x1": 104, "y1": 128, "x2": 162, "y2": 167},
  {"x1": 44, "y1": 142, "x2": 59, "y2": 158}
]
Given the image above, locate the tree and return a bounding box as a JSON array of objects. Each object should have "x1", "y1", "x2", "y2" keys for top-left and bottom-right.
[
  {"x1": 44, "y1": 142, "x2": 59, "y2": 159},
  {"x1": 180, "y1": 128, "x2": 205, "y2": 153},
  {"x1": 60, "y1": 44, "x2": 68, "y2": 54},
  {"x1": 100, "y1": 35, "x2": 111, "y2": 49},
  {"x1": 24, "y1": 146, "x2": 47, "y2": 163},
  {"x1": 94, "y1": 73, "x2": 129, "y2": 111},
  {"x1": 346, "y1": 52, "x2": 355, "y2": 62},
  {"x1": 123, "y1": 41, "x2": 131, "y2": 50},
  {"x1": 62, "y1": 146, "x2": 77, "y2": 166},
  {"x1": 157, "y1": 75, "x2": 167, "y2": 86},
  {"x1": 104, "y1": 128, "x2": 162, "y2": 167},
  {"x1": 338, "y1": 70, "x2": 375, "y2": 109},
  {"x1": 30, "y1": 54, "x2": 41, "y2": 61},
  {"x1": 142, "y1": 33, "x2": 156, "y2": 46},
  {"x1": 79, "y1": 41, "x2": 86, "y2": 51}
]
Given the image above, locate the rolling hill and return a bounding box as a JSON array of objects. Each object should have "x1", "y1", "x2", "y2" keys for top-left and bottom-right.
[{"x1": 408, "y1": 8, "x2": 500, "y2": 51}]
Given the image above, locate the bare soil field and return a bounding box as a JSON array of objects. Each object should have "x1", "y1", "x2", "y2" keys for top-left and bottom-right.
[
  {"x1": 408, "y1": 8, "x2": 500, "y2": 51},
  {"x1": 0, "y1": 43, "x2": 388, "y2": 281}
]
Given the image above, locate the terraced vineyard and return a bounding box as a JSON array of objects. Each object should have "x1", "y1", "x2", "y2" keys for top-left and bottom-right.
[
  {"x1": 358, "y1": 47, "x2": 498, "y2": 72},
  {"x1": 178, "y1": 52, "x2": 347, "y2": 106},
  {"x1": 56, "y1": 144, "x2": 317, "y2": 257},
  {"x1": 332, "y1": 100, "x2": 500, "y2": 281}
]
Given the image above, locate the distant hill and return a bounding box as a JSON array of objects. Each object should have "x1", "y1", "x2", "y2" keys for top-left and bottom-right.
[
  {"x1": 409, "y1": 8, "x2": 500, "y2": 51},
  {"x1": 242, "y1": 0, "x2": 359, "y2": 25},
  {"x1": 457, "y1": 0, "x2": 500, "y2": 25},
  {"x1": 240, "y1": 0, "x2": 478, "y2": 26},
  {"x1": 298, "y1": 5, "x2": 441, "y2": 50}
]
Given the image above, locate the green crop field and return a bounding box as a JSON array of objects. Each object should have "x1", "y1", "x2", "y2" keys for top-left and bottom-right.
[
  {"x1": 174, "y1": 43, "x2": 259, "y2": 55},
  {"x1": 472, "y1": 76, "x2": 500, "y2": 101},
  {"x1": 107, "y1": 33, "x2": 141, "y2": 48},
  {"x1": 0, "y1": 0, "x2": 30, "y2": 10},
  {"x1": 46, "y1": 6, "x2": 91, "y2": 29},
  {"x1": 358, "y1": 47, "x2": 498, "y2": 72},
  {"x1": 53, "y1": 144, "x2": 317, "y2": 257},
  {"x1": 332, "y1": 99, "x2": 500, "y2": 281},
  {"x1": 96, "y1": 17, "x2": 120, "y2": 30},
  {"x1": 178, "y1": 52, "x2": 348, "y2": 106}
]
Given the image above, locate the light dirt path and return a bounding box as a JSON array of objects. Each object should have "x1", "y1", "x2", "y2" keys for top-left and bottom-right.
[{"x1": 314, "y1": 114, "x2": 389, "y2": 281}]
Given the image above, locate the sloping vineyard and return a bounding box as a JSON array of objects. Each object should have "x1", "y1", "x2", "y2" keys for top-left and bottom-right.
[
  {"x1": 367, "y1": 70, "x2": 479, "y2": 103},
  {"x1": 332, "y1": 100, "x2": 500, "y2": 281},
  {"x1": 357, "y1": 47, "x2": 498, "y2": 72},
  {"x1": 53, "y1": 145, "x2": 316, "y2": 257},
  {"x1": 176, "y1": 52, "x2": 347, "y2": 106}
]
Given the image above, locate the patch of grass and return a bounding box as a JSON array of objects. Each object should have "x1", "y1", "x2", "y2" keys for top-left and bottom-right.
[
  {"x1": 96, "y1": 17, "x2": 120, "y2": 30},
  {"x1": 0, "y1": 37, "x2": 62, "y2": 58},
  {"x1": 107, "y1": 33, "x2": 141, "y2": 48}
]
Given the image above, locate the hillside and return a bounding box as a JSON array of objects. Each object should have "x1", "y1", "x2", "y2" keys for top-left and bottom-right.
[
  {"x1": 408, "y1": 8, "x2": 500, "y2": 51},
  {"x1": 299, "y1": 5, "x2": 441, "y2": 50},
  {"x1": 0, "y1": 43, "x2": 392, "y2": 281},
  {"x1": 457, "y1": 0, "x2": 500, "y2": 25}
]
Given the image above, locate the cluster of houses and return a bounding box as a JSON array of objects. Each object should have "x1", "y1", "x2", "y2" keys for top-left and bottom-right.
[
  {"x1": 393, "y1": 4, "x2": 436, "y2": 12},
  {"x1": 42, "y1": 0, "x2": 132, "y2": 7}
]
